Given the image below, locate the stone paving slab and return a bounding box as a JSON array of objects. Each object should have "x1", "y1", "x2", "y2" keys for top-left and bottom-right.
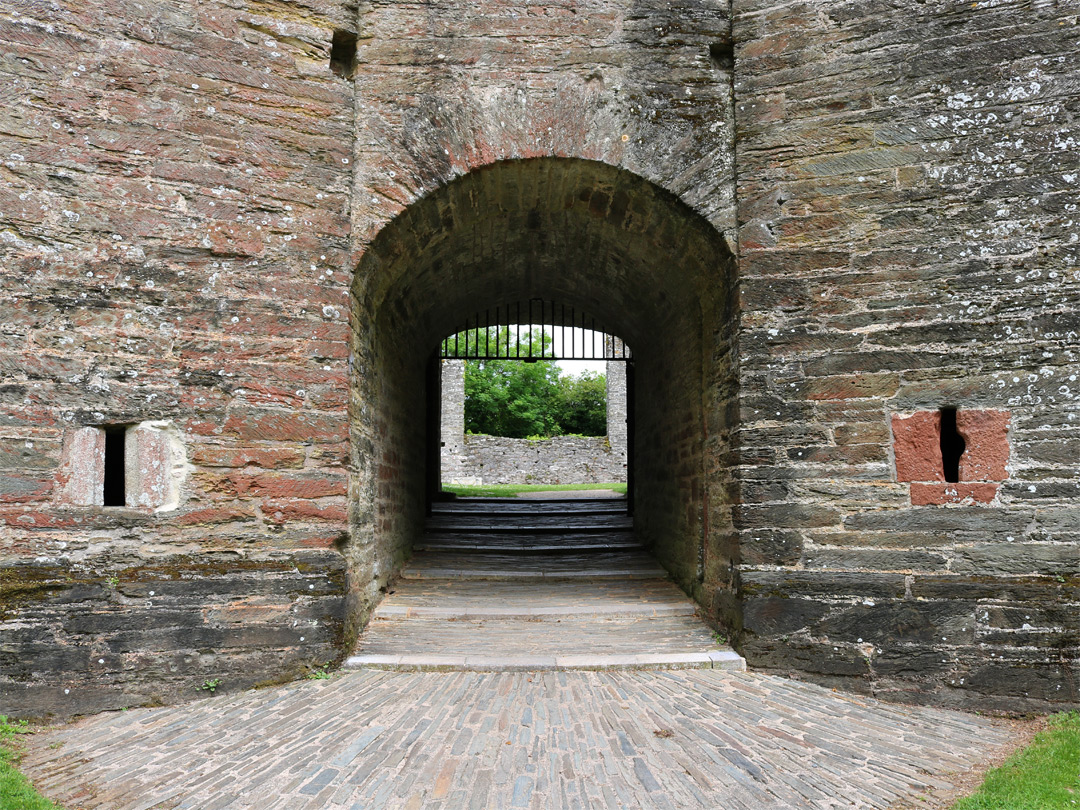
[{"x1": 23, "y1": 669, "x2": 1019, "y2": 810}]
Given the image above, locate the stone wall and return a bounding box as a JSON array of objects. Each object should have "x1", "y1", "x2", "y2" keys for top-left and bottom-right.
[
  {"x1": 0, "y1": 0, "x2": 353, "y2": 718},
  {"x1": 732, "y1": 0, "x2": 1080, "y2": 711},
  {"x1": 1, "y1": 0, "x2": 1077, "y2": 719},
  {"x1": 458, "y1": 435, "x2": 626, "y2": 487}
]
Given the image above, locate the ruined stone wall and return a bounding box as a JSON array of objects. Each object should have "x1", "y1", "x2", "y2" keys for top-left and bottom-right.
[
  {"x1": 606, "y1": 360, "x2": 629, "y2": 455},
  {"x1": 0, "y1": 0, "x2": 354, "y2": 718},
  {"x1": 439, "y1": 360, "x2": 470, "y2": 484},
  {"x1": 733, "y1": 0, "x2": 1080, "y2": 711},
  {"x1": 457, "y1": 435, "x2": 626, "y2": 486}
]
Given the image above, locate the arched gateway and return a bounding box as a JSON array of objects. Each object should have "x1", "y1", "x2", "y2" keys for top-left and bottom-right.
[
  {"x1": 2, "y1": 0, "x2": 1076, "y2": 719},
  {"x1": 345, "y1": 158, "x2": 740, "y2": 638}
]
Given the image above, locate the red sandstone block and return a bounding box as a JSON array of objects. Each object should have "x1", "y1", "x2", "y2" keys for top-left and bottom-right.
[
  {"x1": 190, "y1": 445, "x2": 306, "y2": 469},
  {"x1": 236, "y1": 382, "x2": 310, "y2": 409},
  {"x1": 0, "y1": 509, "x2": 83, "y2": 529},
  {"x1": 222, "y1": 409, "x2": 346, "y2": 444},
  {"x1": 894, "y1": 409, "x2": 1011, "y2": 486},
  {"x1": 911, "y1": 483, "x2": 1000, "y2": 506},
  {"x1": 296, "y1": 534, "x2": 340, "y2": 549},
  {"x1": 55, "y1": 426, "x2": 105, "y2": 505},
  {"x1": 262, "y1": 499, "x2": 348, "y2": 525},
  {"x1": 226, "y1": 472, "x2": 346, "y2": 499},
  {"x1": 176, "y1": 506, "x2": 256, "y2": 526},
  {"x1": 127, "y1": 424, "x2": 172, "y2": 509},
  {"x1": 892, "y1": 412, "x2": 943, "y2": 483},
  {"x1": 957, "y1": 410, "x2": 1010, "y2": 481},
  {"x1": 185, "y1": 420, "x2": 223, "y2": 437}
]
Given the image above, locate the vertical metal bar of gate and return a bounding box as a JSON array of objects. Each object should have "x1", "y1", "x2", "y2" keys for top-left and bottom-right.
[{"x1": 625, "y1": 359, "x2": 635, "y2": 517}]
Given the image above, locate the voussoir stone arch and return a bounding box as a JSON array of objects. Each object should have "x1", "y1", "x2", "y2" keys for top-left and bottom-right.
[{"x1": 344, "y1": 157, "x2": 741, "y2": 640}]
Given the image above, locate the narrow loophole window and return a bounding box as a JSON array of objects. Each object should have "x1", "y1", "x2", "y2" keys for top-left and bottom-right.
[
  {"x1": 939, "y1": 407, "x2": 965, "y2": 484},
  {"x1": 330, "y1": 30, "x2": 357, "y2": 78},
  {"x1": 103, "y1": 427, "x2": 127, "y2": 506}
]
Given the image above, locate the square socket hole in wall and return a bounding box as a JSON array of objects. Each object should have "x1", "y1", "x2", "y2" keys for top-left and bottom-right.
[
  {"x1": 709, "y1": 41, "x2": 734, "y2": 71},
  {"x1": 331, "y1": 30, "x2": 357, "y2": 78}
]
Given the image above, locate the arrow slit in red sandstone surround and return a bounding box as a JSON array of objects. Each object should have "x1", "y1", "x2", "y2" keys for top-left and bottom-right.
[{"x1": 892, "y1": 408, "x2": 1010, "y2": 505}]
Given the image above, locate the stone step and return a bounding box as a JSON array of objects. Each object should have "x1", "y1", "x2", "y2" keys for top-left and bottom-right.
[
  {"x1": 425, "y1": 516, "x2": 634, "y2": 532},
  {"x1": 401, "y1": 550, "x2": 667, "y2": 580},
  {"x1": 431, "y1": 502, "x2": 628, "y2": 515},
  {"x1": 413, "y1": 542, "x2": 644, "y2": 554},
  {"x1": 343, "y1": 650, "x2": 745, "y2": 672},
  {"x1": 373, "y1": 602, "x2": 693, "y2": 620},
  {"x1": 373, "y1": 578, "x2": 696, "y2": 620},
  {"x1": 414, "y1": 532, "x2": 642, "y2": 553},
  {"x1": 346, "y1": 614, "x2": 744, "y2": 672}
]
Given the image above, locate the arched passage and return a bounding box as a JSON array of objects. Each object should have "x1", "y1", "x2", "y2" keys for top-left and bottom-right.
[{"x1": 346, "y1": 157, "x2": 739, "y2": 637}]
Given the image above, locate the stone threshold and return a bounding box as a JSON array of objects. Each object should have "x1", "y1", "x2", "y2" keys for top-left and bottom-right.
[
  {"x1": 412, "y1": 542, "x2": 645, "y2": 553},
  {"x1": 343, "y1": 650, "x2": 746, "y2": 672},
  {"x1": 401, "y1": 567, "x2": 669, "y2": 580},
  {"x1": 372, "y1": 602, "x2": 696, "y2": 620}
]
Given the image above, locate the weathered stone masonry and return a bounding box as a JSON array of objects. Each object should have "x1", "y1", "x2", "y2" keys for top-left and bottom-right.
[
  {"x1": 0, "y1": 0, "x2": 354, "y2": 717},
  {"x1": 1, "y1": 0, "x2": 1078, "y2": 718},
  {"x1": 733, "y1": 1, "x2": 1080, "y2": 711}
]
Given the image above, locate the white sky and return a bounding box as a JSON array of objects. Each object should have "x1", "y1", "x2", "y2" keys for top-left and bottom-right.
[
  {"x1": 556, "y1": 358, "x2": 608, "y2": 376},
  {"x1": 550, "y1": 328, "x2": 611, "y2": 376}
]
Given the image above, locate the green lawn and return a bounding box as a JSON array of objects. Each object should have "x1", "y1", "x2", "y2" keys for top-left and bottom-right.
[
  {"x1": 951, "y1": 711, "x2": 1080, "y2": 810},
  {"x1": 0, "y1": 717, "x2": 62, "y2": 810},
  {"x1": 441, "y1": 482, "x2": 627, "y2": 498}
]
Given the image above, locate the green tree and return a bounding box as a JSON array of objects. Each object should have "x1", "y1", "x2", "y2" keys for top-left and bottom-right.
[
  {"x1": 454, "y1": 327, "x2": 609, "y2": 438},
  {"x1": 553, "y1": 371, "x2": 607, "y2": 436},
  {"x1": 461, "y1": 328, "x2": 562, "y2": 438}
]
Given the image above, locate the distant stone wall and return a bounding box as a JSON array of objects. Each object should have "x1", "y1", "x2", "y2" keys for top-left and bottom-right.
[
  {"x1": 440, "y1": 360, "x2": 471, "y2": 484},
  {"x1": 605, "y1": 358, "x2": 628, "y2": 454},
  {"x1": 460, "y1": 434, "x2": 626, "y2": 486}
]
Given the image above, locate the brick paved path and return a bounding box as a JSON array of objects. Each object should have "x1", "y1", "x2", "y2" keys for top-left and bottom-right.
[{"x1": 24, "y1": 669, "x2": 1016, "y2": 809}]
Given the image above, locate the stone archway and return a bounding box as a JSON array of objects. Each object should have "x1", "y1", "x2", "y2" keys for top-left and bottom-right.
[{"x1": 345, "y1": 157, "x2": 739, "y2": 639}]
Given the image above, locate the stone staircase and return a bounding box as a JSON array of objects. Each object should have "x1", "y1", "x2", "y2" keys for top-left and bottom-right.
[{"x1": 345, "y1": 497, "x2": 744, "y2": 671}]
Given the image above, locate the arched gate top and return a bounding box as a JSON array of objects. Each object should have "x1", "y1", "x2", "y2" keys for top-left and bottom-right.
[{"x1": 440, "y1": 299, "x2": 631, "y2": 362}]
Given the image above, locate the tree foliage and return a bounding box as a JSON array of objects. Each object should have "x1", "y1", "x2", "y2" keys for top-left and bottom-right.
[
  {"x1": 457, "y1": 327, "x2": 608, "y2": 438},
  {"x1": 553, "y1": 372, "x2": 607, "y2": 436}
]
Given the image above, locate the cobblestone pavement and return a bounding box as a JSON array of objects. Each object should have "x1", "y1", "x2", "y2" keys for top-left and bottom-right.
[{"x1": 24, "y1": 669, "x2": 1017, "y2": 810}]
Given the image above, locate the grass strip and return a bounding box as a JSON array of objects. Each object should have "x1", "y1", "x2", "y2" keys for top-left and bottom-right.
[
  {"x1": 1, "y1": 716, "x2": 63, "y2": 810},
  {"x1": 952, "y1": 711, "x2": 1080, "y2": 810},
  {"x1": 442, "y1": 482, "x2": 627, "y2": 498}
]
